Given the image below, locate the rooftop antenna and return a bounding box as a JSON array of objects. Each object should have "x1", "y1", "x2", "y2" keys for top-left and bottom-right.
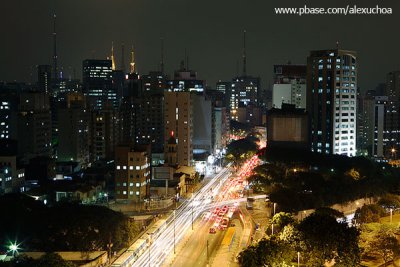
[
  {"x1": 160, "y1": 37, "x2": 164, "y2": 74},
  {"x1": 130, "y1": 45, "x2": 136, "y2": 74},
  {"x1": 111, "y1": 42, "x2": 116, "y2": 70},
  {"x1": 184, "y1": 48, "x2": 188, "y2": 70},
  {"x1": 121, "y1": 43, "x2": 125, "y2": 73},
  {"x1": 186, "y1": 51, "x2": 189, "y2": 70},
  {"x1": 336, "y1": 41, "x2": 340, "y2": 50},
  {"x1": 52, "y1": 14, "x2": 58, "y2": 80},
  {"x1": 243, "y1": 30, "x2": 247, "y2": 76}
]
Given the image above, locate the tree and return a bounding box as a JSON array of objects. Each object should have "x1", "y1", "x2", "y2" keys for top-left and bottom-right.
[
  {"x1": 0, "y1": 194, "x2": 140, "y2": 253},
  {"x1": 313, "y1": 207, "x2": 345, "y2": 219},
  {"x1": 368, "y1": 230, "x2": 400, "y2": 267},
  {"x1": 238, "y1": 237, "x2": 295, "y2": 267},
  {"x1": 270, "y1": 212, "x2": 295, "y2": 232},
  {"x1": 345, "y1": 168, "x2": 361, "y2": 180},
  {"x1": 33, "y1": 253, "x2": 76, "y2": 267},
  {"x1": 237, "y1": 245, "x2": 259, "y2": 267},
  {"x1": 298, "y1": 212, "x2": 360, "y2": 266},
  {"x1": 353, "y1": 204, "x2": 385, "y2": 225},
  {"x1": 378, "y1": 194, "x2": 400, "y2": 210},
  {"x1": 9, "y1": 253, "x2": 76, "y2": 267},
  {"x1": 225, "y1": 137, "x2": 258, "y2": 167}
]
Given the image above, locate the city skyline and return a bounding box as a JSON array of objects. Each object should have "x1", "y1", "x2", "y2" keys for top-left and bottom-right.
[{"x1": 2, "y1": 0, "x2": 400, "y2": 90}]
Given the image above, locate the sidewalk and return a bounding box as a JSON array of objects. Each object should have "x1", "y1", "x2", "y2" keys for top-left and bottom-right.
[{"x1": 210, "y1": 218, "x2": 242, "y2": 267}]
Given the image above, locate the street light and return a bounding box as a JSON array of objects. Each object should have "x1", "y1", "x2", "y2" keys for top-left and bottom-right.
[
  {"x1": 391, "y1": 148, "x2": 397, "y2": 160},
  {"x1": 273, "y1": 203, "x2": 276, "y2": 216},
  {"x1": 8, "y1": 242, "x2": 19, "y2": 257}
]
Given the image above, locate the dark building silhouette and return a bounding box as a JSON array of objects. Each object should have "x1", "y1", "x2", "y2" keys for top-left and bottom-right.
[
  {"x1": 267, "y1": 104, "x2": 308, "y2": 150},
  {"x1": 37, "y1": 65, "x2": 52, "y2": 94},
  {"x1": 82, "y1": 59, "x2": 115, "y2": 109}
]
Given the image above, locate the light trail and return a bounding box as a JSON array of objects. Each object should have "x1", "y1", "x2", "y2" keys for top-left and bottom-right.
[
  {"x1": 116, "y1": 154, "x2": 263, "y2": 267},
  {"x1": 132, "y1": 167, "x2": 233, "y2": 267}
]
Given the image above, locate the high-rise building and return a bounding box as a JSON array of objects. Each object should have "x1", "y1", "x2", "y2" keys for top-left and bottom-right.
[
  {"x1": 307, "y1": 49, "x2": 357, "y2": 157},
  {"x1": 37, "y1": 65, "x2": 52, "y2": 94},
  {"x1": 192, "y1": 94, "x2": 213, "y2": 154},
  {"x1": 135, "y1": 95, "x2": 164, "y2": 153},
  {"x1": 372, "y1": 96, "x2": 389, "y2": 158},
  {"x1": 214, "y1": 106, "x2": 229, "y2": 152},
  {"x1": 267, "y1": 104, "x2": 308, "y2": 150},
  {"x1": 90, "y1": 108, "x2": 117, "y2": 161},
  {"x1": 216, "y1": 81, "x2": 231, "y2": 110},
  {"x1": 0, "y1": 140, "x2": 25, "y2": 195},
  {"x1": 230, "y1": 76, "x2": 260, "y2": 123},
  {"x1": 82, "y1": 59, "x2": 115, "y2": 109},
  {"x1": 135, "y1": 71, "x2": 168, "y2": 153},
  {"x1": 16, "y1": 92, "x2": 52, "y2": 160},
  {"x1": 142, "y1": 71, "x2": 168, "y2": 95},
  {"x1": 0, "y1": 92, "x2": 18, "y2": 140},
  {"x1": 115, "y1": 144, "x2": 150, "y2": 202},
  {"x1": 164, "y1": 91, "x2": 193, "y2": 166},
  {"x1": 384, "y1": 71, "x2": 400, "y2": 157},
  {"x1": 57, "y1": 93, "x2": 90, "y2": 166},
  {"x1": 167, "y1": 61, "x2": 205, "y2": 93},
  {"x1": 272, "y1": 64, "x2": 306, "y2": 109},
  {"x1": 357, "y1": 93, "x2": 375, "y2": 156}
]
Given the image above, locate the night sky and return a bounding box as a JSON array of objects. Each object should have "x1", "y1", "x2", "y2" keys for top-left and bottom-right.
[{"x1": 2, "y1": 0, "x2": 399, "y2": 91}]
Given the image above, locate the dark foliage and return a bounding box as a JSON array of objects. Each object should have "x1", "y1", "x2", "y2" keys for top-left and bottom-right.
[
  {"x1": 0, "y1": 194, "x2": 138, "y2": 253},
  {"x1": 251, "y1": 147, "x2": 400, "y2": 212}
]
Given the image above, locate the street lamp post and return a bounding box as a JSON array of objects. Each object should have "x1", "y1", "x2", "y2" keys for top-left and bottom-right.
[
  {"x1": 174, "y1": 209, "x2": 176, "y2": 254},
  {"x1": 297, "y1": 252, "x2": 300, "y2": 267},
  {"x1": 206, "y1": 239, "x2": 209, "y2": 264},
  {"x1": 192, "y1": 202, "x2": 194, "y2": 230},
  {"x1": 147, "y1": 233, "x2": 152, "y2": 267},
  {"x1": 390, "y1": 208, "x2": 393, "y2": 223},
  {"x1": 273, "y1": 203, "x2": 276, "y2": 216},
  {"x1": 271, "y1": 223, "x2": 274, "y2": 235}
]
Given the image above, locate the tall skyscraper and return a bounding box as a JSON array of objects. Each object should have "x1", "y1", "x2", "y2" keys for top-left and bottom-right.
[
  {"x1": 164, "y1": 91, "x2": 193, "y2": 166},
  {"x1": 226, "y1": 31, "x2": 261, "y2": 126},
  {"x1": 384, "y1": 71, "x2": 400, "y2": 157},
  {"x1": 192, "y1": 94, "x2": 213, "y2": 154},
  {"x1": 216, "y1": 81, "x2": 231, "y2": 110},
  {"x1": 57, "y1": 93, "x2": 90, "y2": 166},
  {"x1": 90, "y1": 108, "x2": 117, "y2": 161},
  {"x1": 82, "y1": 59, "x2": 115, "y2": 109},
  {"x1": 52, "y1": 14, "x2": 58, "y2": 82},
  {"x1": 167, "y1": 61, "x2": 205, "y2": 93},
  {"x1": 272, "y1": 64, "x2": 306, "y2": 109},
  {"x1": 230, "y1": 76, "x2": 260, "y2": 125},
  {"x1": 307, "y1": 49, "x2": 357, "y2": 157},
  {"x1": 17, "y1": 92, "x2": 52, "y2": 160},
  {"x1": 135, "y1": 94, "x2": 165, "y2": 153},
  {"x1": 372, "y1": 96, "x2": 389, "y2": 158},
  {"x1": 37, "y1": 65, "x2": 52, "y2": 94},
  {"x1": 357, "y1": 93, "x2": 375, "y2": 156}
]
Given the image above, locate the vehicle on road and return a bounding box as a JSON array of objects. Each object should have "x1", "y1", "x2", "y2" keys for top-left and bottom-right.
[
  {"x1": 209, "y1": 227, "x2": 216, "y2": 234},
  {"x1": 220, "y1": 218, "x2": 229, "y2": 229}
]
